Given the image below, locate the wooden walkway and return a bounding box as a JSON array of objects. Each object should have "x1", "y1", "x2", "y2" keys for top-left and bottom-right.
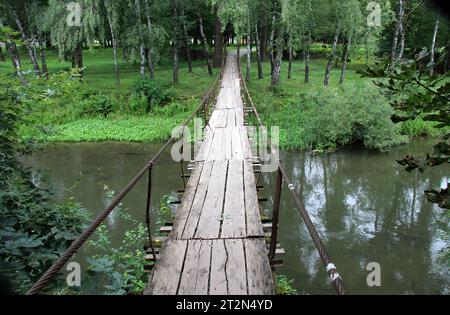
[{"x1": 144, "y1": 51, "x2": 274, "y2": 295}]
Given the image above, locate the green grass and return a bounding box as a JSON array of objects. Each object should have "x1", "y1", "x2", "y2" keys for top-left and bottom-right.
[
  {"x1": 0, "y1": 47, "x2": 216, "y2": 143},
  {"x1": 245, "y1": 55, "x2": 445, "y2": 150}
]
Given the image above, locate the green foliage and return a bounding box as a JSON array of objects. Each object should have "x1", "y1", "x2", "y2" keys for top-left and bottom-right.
[
  {"x1": 132, "y1": 78, "x2": 170, "y2": 113},
  {"x1": 360, "y1": 46, "x2": 450, "y2": 209},
  {"x1": 84, "y1": 186, "x2": 147, "y2": 295},
  {"x1": 0, "y1": 74, "x2": 89, "y2": 294},
  {"x1": 275, "y1": 275, "x2": 297, "y2": 295},
  {"x1": 286, "y1": 86, "x2": 407, "y2": 151}
]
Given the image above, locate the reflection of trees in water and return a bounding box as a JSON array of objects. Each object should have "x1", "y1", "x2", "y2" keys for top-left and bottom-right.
[{"x1": 283, "y1": 146, "x2": 449, "y2": 293}]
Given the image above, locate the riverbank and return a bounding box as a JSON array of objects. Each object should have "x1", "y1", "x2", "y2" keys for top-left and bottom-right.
[
  {"x1": 245, "y1": 58, "x2": 446, "y2": 151},
  {"x1": 4, "y1": 48, "x2": 445, "y2": 148}
]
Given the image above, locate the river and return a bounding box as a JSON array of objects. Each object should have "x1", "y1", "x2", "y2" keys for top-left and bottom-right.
[{"x1": 25, "y1": 139, "x2": 450, "y2": 294}]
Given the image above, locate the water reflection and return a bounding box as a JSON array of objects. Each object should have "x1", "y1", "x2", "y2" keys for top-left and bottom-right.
[
  {"x1": 260, "y1": 140, "x2": 449, "y2": 294},
  {"x1": 25, "y1": 139, "x2": 449, "y2": 294}
]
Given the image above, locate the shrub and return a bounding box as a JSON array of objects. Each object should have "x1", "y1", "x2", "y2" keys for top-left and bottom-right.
[
  {"x1": 78, "y1": 93, "x2": 115, "y2": 117},
  {"x1": 298, "y1": 85, "x2": 408, "y2": 151},
  {"x1": 132, "y1": 79, "x2": 170, "y2": 113}
]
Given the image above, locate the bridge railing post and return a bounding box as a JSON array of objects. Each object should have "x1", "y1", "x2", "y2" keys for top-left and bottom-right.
[
  {"x1": 269, "y1": 166, "x2": 282, "y2": 263},
  {"x1": 145, "y1": 165, "x2": 157, "y2": 262}
]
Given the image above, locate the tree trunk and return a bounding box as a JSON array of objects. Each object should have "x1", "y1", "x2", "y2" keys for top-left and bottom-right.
[
  {"x1": 260, "y1": 16, "x2": 268, "y2": 61},
  {"x1": 429, "y1": 15, "x2": 440, "y2": 77},
  {"x1": 324, "y1": 25, "x2": 341, "y2": 87},
  {"x1": 213, "y1": 9, "x2": 223, "y2": 67},
  {"x1": 0, "y1": 45, "x2": 5, "y2": 61},
  {"x1": 339, "y1": 35, "x2": 352, "y2": 84},
  {"x1": 72, "y1": 44, "x2": 83, "y2": 74},
  {"x1": 8, "y1": 42, "x2": 27, "y2": 85},
  {"x1": 13, "y1": 12, "x2": 40, "y2": 75},
  {"x1": 398, "y1": 2, "x2": 405, "y2": 61},
  {"x1": 173, "y1": 44, "x2": 179, "y2": 83},
  {"x1": 198, "y1": 13, "x2": 213, "y2": 77},
  {"x1": 135, "y1": 0, "x2": 147, "y2": 78},
  {"x1": 287, "y1": 47, "x2": 293, "y2": 80},
  {"x1": 391, "y1": 0, "x2": 403, "y2": 63},
  {"x1": 39, "y1": 41, "x2": 49, "y2": 80},
  {"x1": 106, "y1": 10, "x2": 120, "y2": 85},
  {"x1": 144, "y1": 0, "x2": 155, "y2": 79},
  {"x1": 269, "y1": 14, "x2": 276, "y2": 76},
  {"x1": 271, "y1": 35, "x2": 283, "y2": 87},
  {"x1": 181, "y1": 6, "x2": 192, "y2": 73},
  {"x1": 172, "y1": 0, "x2": 179, "y2": 83},
  {"x1": 140, "y1": 44, "x2": 146, "y2": 78},
  {"x1": 254, "y1": 24, "x2": 263, "y2": 79},
  {"x1": 246, "y1": 21, "x2": 251, "y2": 82},
  {"x1": 304, "y1": 39, "x2": 311, "y2": 84}
]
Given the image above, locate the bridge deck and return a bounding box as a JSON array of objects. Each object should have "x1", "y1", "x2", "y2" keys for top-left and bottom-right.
[{"x1": 144, "y1": 52, "x2": 274, "y2": 295}]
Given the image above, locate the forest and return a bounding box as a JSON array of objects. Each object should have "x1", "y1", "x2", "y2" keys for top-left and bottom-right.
[{"x1": 0, "y1": 0, "x2": 449, "y2": 296}]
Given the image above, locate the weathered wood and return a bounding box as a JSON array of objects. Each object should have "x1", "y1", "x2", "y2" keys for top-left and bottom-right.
[
  {"x1": 144, "y1": 239, "x2": 187, "y2": 295},
  {"x1": 209, "y1": 240, "x2": 228, "y2": 295},
  {"x1": 178, "y1": 240, "x2": 212, "y2": 295},
  {"x1": 146, "y1": 51, "x2": 274, "y2": 296},
  {"x1": 244, "y1": 160, "x2": 264, "y2": 237},
  {"x1": 224, "y1": 239, "x2": 248, "y2": 294},
  {"x1": 221, "y1": 161, "x2": 246, "y2": 238},
  {"x1": 181, "y1": 162, "x2": 214, "y2": 239},
  {"x1": 245, "y1": 238, "x2": 275, "y2": 295},
  {"x1": 195, "y1": 160, "x2": 228, "y2": 239},
  {"x1": 171, "y1": 162, "x2": 204, "y2": 238}
]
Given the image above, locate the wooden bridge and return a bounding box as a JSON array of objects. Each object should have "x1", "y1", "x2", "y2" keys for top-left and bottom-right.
[
  {"x1": 26, "y1": 49, "x2": 344, "y2": 296},
  {"x1": 144, "y1": 51, "x2": 274, "y2": 295}
]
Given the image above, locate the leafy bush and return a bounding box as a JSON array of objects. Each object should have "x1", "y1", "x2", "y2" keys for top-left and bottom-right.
[
  {"x1": 275, "y1": 275, "x2": 297, "y2": 295},
  {"x1": 132, "y1": 79, "x2": 170, "y2": 113},
  {"x1": 0, "y1": 75, "x2": 89, "y2": 294},
  {"x1": 78, "y1": 93, "x2": 115, "y2": 117},
  {"x1": 296, "y1": 85, "x2": 408, "y2": 151},
  {"x1": 84, "y1": 186, "x2": 147, "y2": 295}
]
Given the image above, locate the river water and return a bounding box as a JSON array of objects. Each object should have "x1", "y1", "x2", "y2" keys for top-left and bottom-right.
[{"x1": 25, "y1": 139, "x2": 449, "y2": 295}]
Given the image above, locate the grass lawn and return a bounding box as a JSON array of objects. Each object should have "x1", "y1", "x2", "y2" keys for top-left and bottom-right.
[{"x1": 0, "y1": 47, "x2": 217, "y2": 143}]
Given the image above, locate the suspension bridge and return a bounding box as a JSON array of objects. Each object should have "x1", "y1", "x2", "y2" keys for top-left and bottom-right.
[{"x1": 26, "y1": 49, "x2": 345, "y2": 296}]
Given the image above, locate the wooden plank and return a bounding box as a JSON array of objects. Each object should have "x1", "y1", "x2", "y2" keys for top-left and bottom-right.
[
  {"x1": 209, "y1": 240, "x2": 228, "y2": 295},
  {"x1": 171, "y1": 163, "x2": 204, "y2": 239},
  {"x1": 240, "y1": 127, "x2": 253, "y2": 160},
  {"x1": 144, "y1": 239, "x2": 188, "y2": 295},
  {"x1": 178, "y1": 240, "x2": 212, "y2": 295},
  {"x1": 181, "y1": 162, "x2": 214, "y2": 239},
  {"x1": 195, "y1": 128, "x2": 213, "y2": 162},
  {"x1": 221, "y1": 161, "x2": 246, "y2": 238},
  {"x1": 236, "y1": 108, "x2": 244, "y2": 126},
  {"x1": 227, "y1": 109, "x2": 236, "y2": 127},
  {"x1": 244, "y1": 238, "x2": 275, "y2": 295},
  {"x1": 224, "y1": 239, "x2": 247, "y2": 294},
  {"x1": 244, "y1": 160, "x2": 264, "y2": 237},
  {"x1": 208, "y1": 128, "x2": 224, "y2": 161},
  {"x1": 195, "y1": 160, "x2": 228, "y2": 239},
  {"x1": 231, "y1": 127, "x2": 244, "y2": 160},
  {"x1": 215, "y1": 110, "x2": 227, "y2": 128},
  {"x1": 223, "y1": 129, "x2": 232, "y2": 160}
]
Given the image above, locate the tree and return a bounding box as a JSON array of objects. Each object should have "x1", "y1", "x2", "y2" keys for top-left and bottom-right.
[
  {"x1": 270, "y1": 0, "x2": 283, "y2": 87},
  {"x1": 360, "y1": 45, "x2": 450, "y2": 209},
  {"x1": 339, "y1": 0, "x2": 363, "y2": 84},
  {"x1": 323, "y1": 0, "x2": 342, "y2": 87},
  {"x1": 429, "y1": 12, "x2": 440, "y2": 77},
  {"x1": 104, "y1": 0, "x2": 121, "y2": 84},
  {"x1": 44, "y1": 0, "x2": 104, "y2": 76}
]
